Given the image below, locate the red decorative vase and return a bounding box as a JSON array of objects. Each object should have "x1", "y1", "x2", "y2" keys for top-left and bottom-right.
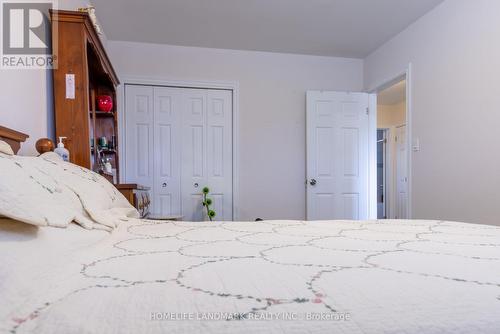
[{"x1": 97, "y1": 95, "x2": 113, "y2": 112}]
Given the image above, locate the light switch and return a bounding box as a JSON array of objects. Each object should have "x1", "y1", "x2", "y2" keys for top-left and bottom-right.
[
  {"x1": 65, "y1": 74, "x2": 75, "y2": 99},
  {"x1": 412, "y1": 138, "x2": 420, "y2": 152}
]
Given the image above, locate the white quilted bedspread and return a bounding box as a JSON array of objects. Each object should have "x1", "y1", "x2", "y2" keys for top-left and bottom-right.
[{"x1": 1, "y1": 218, "x2": 500, "y2": 333}]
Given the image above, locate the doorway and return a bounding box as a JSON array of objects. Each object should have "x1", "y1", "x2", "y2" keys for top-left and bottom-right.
[
  {"x1": 377, "y1": 129, "x2": 388, "y2": 218},
  {"x1": 376, "y1": 79, "x2": 407, "y2": 219}
]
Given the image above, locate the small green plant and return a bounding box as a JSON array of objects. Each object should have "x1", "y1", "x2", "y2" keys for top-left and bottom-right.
[{"x1": 202, "y1": 186, "x2": 216, "y2": 221}]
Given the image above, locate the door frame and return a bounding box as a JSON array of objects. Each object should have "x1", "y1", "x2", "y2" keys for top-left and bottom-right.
[
  {"x1": 117, "y1": 76, "x2": 241, "y2": 220},
  {"x1": 394, "y1": 123, "x2": 408, "y2": 219},
  {"x1": 376, "y1": 128, "x2": 389, "y2": 219},
  {"x1": 367, "y1": 63, "x2": 413, "y2": 219}
]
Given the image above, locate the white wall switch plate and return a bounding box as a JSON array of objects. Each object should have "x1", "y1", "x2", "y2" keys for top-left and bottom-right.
[
  {"x1": 65, "y1": 74, "x2": 75, "y2": 99},
  {"x1": 412, "y1": 138, "x2": 420, "y2": 152}
]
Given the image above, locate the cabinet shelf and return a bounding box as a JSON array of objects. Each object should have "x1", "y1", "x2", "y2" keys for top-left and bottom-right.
[
  {"x1": 90, "y1": 111, "x2": 115, "y2": 118},
  {"x1": 91, "y1": 148, "x2": 117, "y2": 154}
]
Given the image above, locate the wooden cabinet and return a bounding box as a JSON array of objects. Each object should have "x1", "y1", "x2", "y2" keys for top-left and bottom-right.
[{"x1": 50, "y1": 10, "x2": 120, "y2": 180}]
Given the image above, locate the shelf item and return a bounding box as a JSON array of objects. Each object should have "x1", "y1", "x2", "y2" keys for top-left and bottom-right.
[
  {"x1": 97, "y1": 95, "x2": 114, "y2": 112},
  {"x1": 51, "y1": 10, "x2": 121, "y2": 181}
]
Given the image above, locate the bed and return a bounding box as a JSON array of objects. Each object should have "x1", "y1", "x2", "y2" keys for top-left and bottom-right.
[{"x1": 1, "y1": 127, "x2": 500, "y2": 334}]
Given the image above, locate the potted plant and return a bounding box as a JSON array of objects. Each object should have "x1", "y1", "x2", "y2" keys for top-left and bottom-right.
[{"x1": 202, "y1": 187, "x2": 216, "y2": 221}]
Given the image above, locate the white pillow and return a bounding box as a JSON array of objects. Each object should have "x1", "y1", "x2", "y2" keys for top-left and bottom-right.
[
  {"x1": 0, "y1": 140, "x2": 14, "y2": 155},
  {"x1": 0, "y1": 154, "x2": 139, "y2": 230},
  {"x1": 40, "y1": 151, "x2": 63, "y2": 162}
]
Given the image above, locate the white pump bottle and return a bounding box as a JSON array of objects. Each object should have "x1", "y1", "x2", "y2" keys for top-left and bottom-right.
[{"x1": 54, "y1": 137, "x2": 70, "y2": 162}]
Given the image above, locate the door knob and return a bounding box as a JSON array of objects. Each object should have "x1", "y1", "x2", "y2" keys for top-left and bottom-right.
[
  {"x1": 309, "y1": 179, "x2": 317, "y2": 186},
  {"x1": 194, "y1": 183, "x2": 199, "y2": 188},
  {"x1": 162, "y1": 182, "x2": 167, "y2": 188}
]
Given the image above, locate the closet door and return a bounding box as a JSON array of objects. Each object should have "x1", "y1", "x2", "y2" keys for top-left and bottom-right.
[
  {"x1": 153, "y1": 87, "x2": 182, "y2": 216},
  {"x1": 206, "y1": 90, "x2": 233, "y2": 220},
  {"x1": 124, "y1": 85, "x2": 154, "y2": 195},
  {"x1": 181, "y1": 89, "x2": 208, "y2": 221},
  {"x1": 181, "y1": 89, "x2": 233, "y2": 221}
]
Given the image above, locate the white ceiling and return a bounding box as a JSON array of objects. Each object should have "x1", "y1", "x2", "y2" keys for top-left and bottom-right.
[
  {"x1": 378, "y1": 80, "x2": 406, "y2": 105},
  {"x1": 92, "y1": 0, "x2": 443, "y2": 58}
]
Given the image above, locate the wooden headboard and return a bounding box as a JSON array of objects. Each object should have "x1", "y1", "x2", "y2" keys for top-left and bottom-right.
[{"x1": 0, "y1": 125, "x2": 29, "y2": 154}]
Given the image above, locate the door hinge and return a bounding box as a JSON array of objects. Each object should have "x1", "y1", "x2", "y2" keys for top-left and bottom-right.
[{"x1": 365, "y1": 107, "x2": 369, "y2": 115}]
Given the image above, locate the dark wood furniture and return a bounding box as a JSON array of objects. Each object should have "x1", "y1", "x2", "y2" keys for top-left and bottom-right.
[
  {"x1": 50, "y1": 10, "x2": 120, "y2": 180},
  {"x1": 50, "y1": 11, "x2": 151, "y2": 214},
  {"x1": 0, "y1": 126, "x2": 29, "y2": 154},
  {"x1": 35, "y1": 138, "x2": 55, "y2": 154},
  {"x1": 115, "y1": 184, "x2": 151, "y2": 218}
]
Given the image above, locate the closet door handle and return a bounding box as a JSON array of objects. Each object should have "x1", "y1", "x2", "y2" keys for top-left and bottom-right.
[
  {"x1": 194, "y1": 183, "x2": 199, "y2": 188},
  {"x1": 162, "y1": 183, "x2": 167, "y2": 188}
]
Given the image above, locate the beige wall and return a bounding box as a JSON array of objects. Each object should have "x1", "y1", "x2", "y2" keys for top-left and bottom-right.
[
  {"x1": 107, "y1": 41, "x2": 364, "y2": 221},
  {"x1": 377, "y1": 101, "x2": 406, "y2": 128},
  {"x1": 365, "y1": 0, "x2": 500, "y2": 226}
]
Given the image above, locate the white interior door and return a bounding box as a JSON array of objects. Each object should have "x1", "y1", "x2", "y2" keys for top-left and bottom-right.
[
  {"x1": 181, "y1": 89, "x2": 233, "y2": 221},
  {"x1": 395, "y1": 124, "x2": 408, "y2": 219},
  {"x1": 306, "y1": 91, "x2": 370, "y2": 220}
]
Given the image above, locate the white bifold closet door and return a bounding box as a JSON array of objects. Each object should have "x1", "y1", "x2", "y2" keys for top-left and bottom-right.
[
  {"x1": 181, "y1": 89, "x2": 233, "y2": 221},
  {"x1": 124, "y1": 85, "x2": 232, "y2": 221},
  {"x1": 153, "y1": 87, "x2": 182, "y2": 217}
]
